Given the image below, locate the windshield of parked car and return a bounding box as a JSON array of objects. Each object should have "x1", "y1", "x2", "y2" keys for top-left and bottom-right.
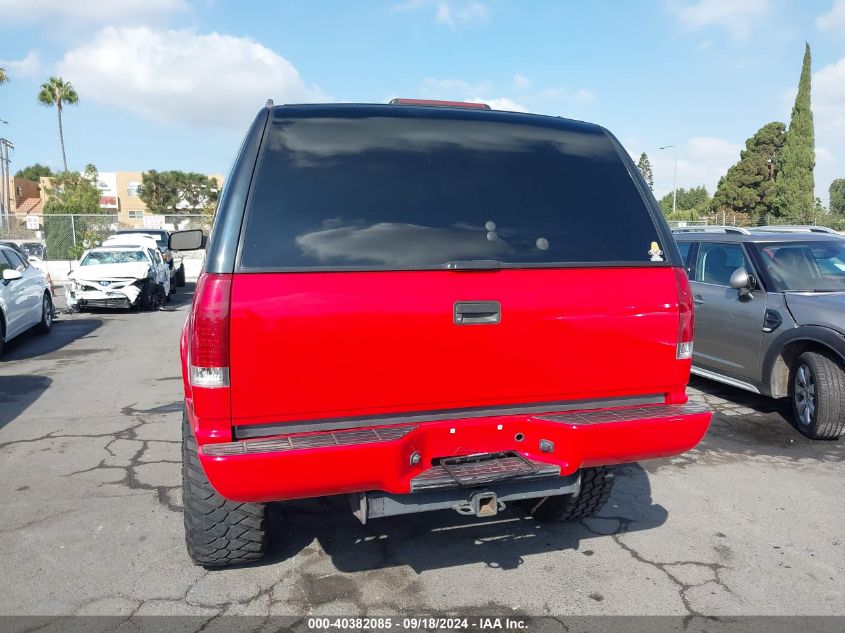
[
  {"x1": 81, "y1": 249, "x2": 149, "y2": 265},
  {"x1": 756, "y1": 240, "x2": 845, "y2": 292},
  {"x1": 19, "y1": 243, "x2": 46, "y2": 258},
  {"x1": 241, "y1": 111, "x2": 664, "y2": 270}
]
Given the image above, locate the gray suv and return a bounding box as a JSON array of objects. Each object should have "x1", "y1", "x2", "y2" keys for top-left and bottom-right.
[{"x1": 673, "y1": 227, "x2": 845, "y2": 439}]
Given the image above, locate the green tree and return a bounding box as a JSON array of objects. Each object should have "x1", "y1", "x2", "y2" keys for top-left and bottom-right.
[
  {"x1": 15, "y1": 163, "x2": 53, "y2": 181},
  {"x1": 711, "y1": 122, "x2": 786, "y2": 225},
  {"x1": 776, "y1": 43, "x2": 815, "y2": 223},
  {"x1": 38, "y1": 77, "x2": 79, "y2": 173},
  {"x1": 43, "y1": 164, "x2": 102, "y2": 215},
  {"x1": 636, "y1": 152, "x2": 654, "y2": 190},
  {"x1": 829, "y1": 178, "x2": 845, "y2": 217},
  {"x1": 42, "y1": 165, "x2": 110, "y2": 259},
  {"x1": 138, "y1": 170, "x2": 219, "y2": 216},
  {"x1": 659, "y1": 186, "x2": 711, "y2": 219}
]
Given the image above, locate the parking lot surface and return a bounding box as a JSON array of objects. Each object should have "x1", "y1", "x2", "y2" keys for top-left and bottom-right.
[{"x1": 1, "y1": 286, "x2": 843, "y2": 618}]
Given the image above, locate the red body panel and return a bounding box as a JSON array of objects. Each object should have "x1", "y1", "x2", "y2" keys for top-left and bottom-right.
[
  {"x1": 181, "y1": 267, "x2": 711, "y2": 502},
  {"x1": 227, "y1": 268, "x2": 690, "y2": 427},
  {"x1": 194, "y1": 404, "x2": 711, "y2": 502}
]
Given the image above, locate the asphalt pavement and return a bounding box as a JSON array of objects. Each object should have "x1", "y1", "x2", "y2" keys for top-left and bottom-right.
[{"x1": 0, "y1": 285, "x2": 843, "y2": 619}]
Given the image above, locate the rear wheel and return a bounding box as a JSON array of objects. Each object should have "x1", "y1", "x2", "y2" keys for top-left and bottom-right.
[
  {"x1": 35, "y1": 293, "x2": 53, "y2": 334},
  {"x1": 182, "y1": 411, "x2": 268, "y2": 567},
  {"x1": 526, "y1": 467, "x2": 615, "y2": 522},
  {"x1": 790, "y1": 351, "x2": 845, "y2": 440}
]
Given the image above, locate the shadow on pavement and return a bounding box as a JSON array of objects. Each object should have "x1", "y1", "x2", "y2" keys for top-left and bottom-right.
[
  {"x1": 0, "y1": 375, "x2": 52, "y2": 431},
  {"x1": 0, "y1": 318, "x2": 102, "y2": 362},
  {"x1": 258, "y1": 463, "x2": 664, "y2": 573}
]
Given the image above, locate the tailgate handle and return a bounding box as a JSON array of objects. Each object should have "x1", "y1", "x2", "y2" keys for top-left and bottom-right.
[{"x1": 454, "y1": 301, "x2": 501, "y2": 325}]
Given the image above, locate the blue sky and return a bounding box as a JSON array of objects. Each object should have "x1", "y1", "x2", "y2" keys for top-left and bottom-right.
[{"x1": 1, "y1": 0, "x2": 844, "y2": 204}]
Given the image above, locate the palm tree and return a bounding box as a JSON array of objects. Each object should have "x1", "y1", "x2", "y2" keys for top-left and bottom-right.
[
  {"x1": 38, "y1": 77, "x2": 78, "y2": 172},
  {"x1": 0, "y1": 68, "x2": 8, "y2": 84}
]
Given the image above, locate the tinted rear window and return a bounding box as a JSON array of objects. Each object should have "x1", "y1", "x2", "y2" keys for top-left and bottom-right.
[{"x1": 241, "y1": 113, "x2": 662, "y2": 270}]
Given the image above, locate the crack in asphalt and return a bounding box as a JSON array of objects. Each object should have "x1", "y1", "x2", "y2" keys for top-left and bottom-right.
[
  {"x1": 580, "y1": 516, "x2": 733, "y2": 621},
  {"x1": 2, "y1": 414, "x2": 184, "y2": 513}
]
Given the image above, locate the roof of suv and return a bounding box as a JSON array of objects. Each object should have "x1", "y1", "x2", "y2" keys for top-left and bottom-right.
[
  {"x1": 673, "y1": 231, "x2": 843, "y2": 244},
  {"x1": 270, "y1": 102, "x2": 607, "y2": 135}
]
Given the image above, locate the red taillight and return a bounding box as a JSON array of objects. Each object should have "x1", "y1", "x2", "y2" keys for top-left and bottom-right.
[
  {"x1": 388, "y1": 98, "x2": 491, "y2": 110},
  {"x1": 190, "y1": 273, "x2": 232, "y2": 387},
  {"x1": 674, "y1": 267, "x2": 694, "y2": 359}
]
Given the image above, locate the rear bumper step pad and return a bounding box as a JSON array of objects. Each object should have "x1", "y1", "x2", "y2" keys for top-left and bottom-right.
[{"x1": 413, "y1": 452, "x2": 558, "y2": 491}]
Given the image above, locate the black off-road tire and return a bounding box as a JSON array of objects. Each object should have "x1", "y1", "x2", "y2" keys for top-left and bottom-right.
[
  {"x1": 138, "y1": 281, "x2": 165, "y2": 311},
  {"x1": 790, "y1": 351, "x2": 845, "y2": 440},
  {"x1": 182, "y1": 411, "x2": 268, "y2": 567},
  {"x1": 35, "y1": 293, "x2": 53, "y2": 334},
  {"x1": 526, "y1": 467, "x2": 615, "y2": 522},
  {"x1": 175, "y1": 264, "x2": 186, "y2": 288}
]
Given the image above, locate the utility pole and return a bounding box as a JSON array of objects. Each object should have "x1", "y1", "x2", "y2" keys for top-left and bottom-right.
[
  {"x1": 659, "y1": 145, "x2": 678, "y2": 214},
  {"x1": 0, "y1": 138, "x2": 13, "y2": 234}
]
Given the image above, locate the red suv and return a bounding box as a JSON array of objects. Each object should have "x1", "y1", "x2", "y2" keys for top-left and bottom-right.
[{"x1": 172, "y1": 100, "x2": 712, "y2": 567}]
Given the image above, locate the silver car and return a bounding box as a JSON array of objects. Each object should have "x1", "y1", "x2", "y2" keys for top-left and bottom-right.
[{"x1": 674, "y1": 227, "x2": 845, "y2": 440}]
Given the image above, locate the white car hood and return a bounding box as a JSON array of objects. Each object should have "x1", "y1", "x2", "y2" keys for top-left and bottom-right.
[{"x1": 70, "y1": 262, "x2": 150, "y2": 281}]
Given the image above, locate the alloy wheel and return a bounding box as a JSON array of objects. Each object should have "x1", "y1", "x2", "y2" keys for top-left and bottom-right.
[{"x1": 794, "y1": 363, "x2": 816, "y2": 426}]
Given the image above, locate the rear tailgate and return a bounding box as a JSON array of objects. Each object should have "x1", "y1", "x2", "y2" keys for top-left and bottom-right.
[{"x1": 229, "y1": 267, "x2": 685, "y2": 428}]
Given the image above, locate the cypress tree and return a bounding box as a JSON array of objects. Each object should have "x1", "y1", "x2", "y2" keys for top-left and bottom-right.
[
  {"x1": 636, "y1": 152, "x2": 654, "y2": 191},
  {"x1": 777, "y1": 43, "x2": 815, "y2": 223},
  {"x1": 711, "y1": 122, "x2": 785, "y2": 225}
]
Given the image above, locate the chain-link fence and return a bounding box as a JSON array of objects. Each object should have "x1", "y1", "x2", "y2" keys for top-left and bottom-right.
[{"x1": 0, "y1": 213, "x2": 213, "y2": 260}]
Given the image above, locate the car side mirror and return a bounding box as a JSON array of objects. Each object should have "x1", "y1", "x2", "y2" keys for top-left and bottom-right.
[
  {"x1": 729, "y1": 267, "x2": 754, "y2": 294},
  {"x1": 169, "y1": 229, "x2": 206, "y2": 251},
  {"x1": 2, "y1": 269, "x2": 23, "y2": 281}
]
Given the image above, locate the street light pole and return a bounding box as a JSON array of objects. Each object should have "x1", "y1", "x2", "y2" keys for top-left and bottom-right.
[{"x1": 659, "y1": 145, "x2": 678, "y2": 214}]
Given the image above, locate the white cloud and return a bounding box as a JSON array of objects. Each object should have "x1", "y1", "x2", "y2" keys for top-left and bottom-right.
[
  {"x1": 0, "y1": 51, "x2": 42, "y2": 78},
  {"x1": 474, "y1": 98, "x2": 528, "y2": 113},
  {"x1": 667, "y1": 0, "x2": 770, "y2": 39},
  {"x1": 816, "y1": 146, "x2": 835, "y2": 166},
  {"x1": 813, "y1": 57, "x2": 845, "y2": 141},
  {"x1": 816, "y1": 0, "x2": 845, "y2": 32},
  {"x1": 0, "y1": 0, "x2": 186, "y2": 24},
  {"x1": 57, "y1": 26, "x2": 327, "y2": 128},
  {"x1": 512, "y1": 73, "x2": 531, "y2": 89},
  {"x1": 533, "y1": 86, "x2": 598, "y2": 109},
  {"x1": 573, "y1": 88, "x2": 597, "y2": 104},
  {"x1": 629, "y1": 137, "x2": 742, "y2": 200},
  {"x1": 393, "y1": 0, "x2": 489, "y2": 28}
]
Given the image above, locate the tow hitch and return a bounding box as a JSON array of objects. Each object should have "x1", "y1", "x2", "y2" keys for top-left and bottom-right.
[{"x1": 454, "y1": 491, "x2": 502, "y2": 517}]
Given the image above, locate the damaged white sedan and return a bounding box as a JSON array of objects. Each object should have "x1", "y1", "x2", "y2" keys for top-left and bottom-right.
[{"x1": 66, "y1": 236, "x2": 171, "y2": 311}]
